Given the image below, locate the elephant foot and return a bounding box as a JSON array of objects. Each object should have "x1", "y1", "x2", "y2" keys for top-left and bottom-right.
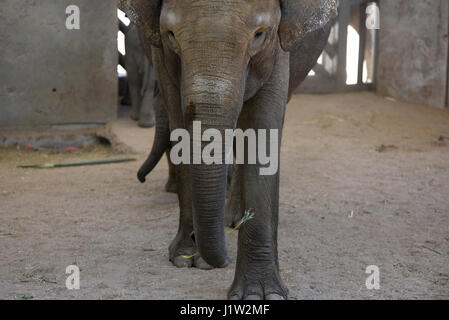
[
  {"x1": 169, "y1": 231, "x2": 214, "y2": 270},
  {"x1": 138, "y1": 109, "x2": 155, "y2": 128},
  {"x1": 138, "y1": 117, "x2": 155, "y2": 128},
  {"x1": 130, "y1": 112, "x2": 140, "y2": 121},
  {"x1": 228, "y1": 269, "x2": 288, "y2": 300},
  {"x1": 164, "y1": 176, "x2": 178, "y2": 194}
]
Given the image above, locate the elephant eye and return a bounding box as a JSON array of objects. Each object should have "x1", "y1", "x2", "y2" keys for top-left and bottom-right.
[
  {"x1": 253, "y1": 29, "x2": 267, "y2": 45},
  {"x1": 167, "y1": 31, "x2": 176, "y2": 45},
  {"x1": 165, "y1": 30, "x2": 180, "y2": 53},
  {"x1": 249, "y1": 29, "x2": 268, "y2": 56},
  {"x1": 255, "y1": 30, "x2": 265, "y2": 39}
]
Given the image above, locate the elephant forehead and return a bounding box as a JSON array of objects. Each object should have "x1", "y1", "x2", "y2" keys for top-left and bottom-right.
[
  {"x1": 165, "y1": 10, "x2": 180, "y2": 26},
  {"x1": 251, "y1": 0, "x2": 281, "y2": 25},
  {"x1": 253, "y1": 11, "x2": 279, "y2": 28},
  {"x1": 160, "y1": 5, "x2": 183, "y2": 28},
  {"x1": 161, "y1": 0, "x2": 279, "y2": 27}
]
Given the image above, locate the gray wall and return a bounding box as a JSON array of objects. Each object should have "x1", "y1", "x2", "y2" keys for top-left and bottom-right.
[
  {"x1": 0, "y1": 0, "x2": 117, "y2": 131},
  {"x1": 377, "y1": 0, "x2": 449, "y2": 108}
]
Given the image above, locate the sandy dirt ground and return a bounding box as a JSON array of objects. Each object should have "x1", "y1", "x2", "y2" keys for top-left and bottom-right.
[{"x1": 0, "y1": 92, "x2": 448, "y2": 300}]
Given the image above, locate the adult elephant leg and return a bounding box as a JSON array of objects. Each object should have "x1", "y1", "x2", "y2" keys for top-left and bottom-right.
[
  {"x1": 138, "y1": 59, "x2": 156, "y2": 128},
  {"x1": 124, "y1": 23, "x2": 145, "y2": 121},
  {"x1": 228, "y1": 50, "x2": 289, "y2": 300},
  {"x1": 127, "y1": 59, "x2": 143, "y2": 121}
]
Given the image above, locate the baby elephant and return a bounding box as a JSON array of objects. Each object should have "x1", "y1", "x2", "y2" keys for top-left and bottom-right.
[
  {"x1": 122, "y1": 22, "x2": 156, "y2": 128},
  {"x1": 121, "y1": 0, "x2": 337, "y2": 300}
]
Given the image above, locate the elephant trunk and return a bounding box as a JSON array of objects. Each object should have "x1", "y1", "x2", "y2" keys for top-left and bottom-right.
[
  {"x1": 190, "y1": 161, "x2": 229, "y2": 268},
  {"x1": 137, "y1": 89, "x2": 170, "y2": 183},
  {"x1": 183, "y1": 52, "x2": 245, "y2": 267},
  {"x1": 188, "y1": 122, "x2": 234, "y2": 268}
]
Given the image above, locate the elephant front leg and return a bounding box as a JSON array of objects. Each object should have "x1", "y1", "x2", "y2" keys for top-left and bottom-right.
[
  {"x1": 228, "y1": 165, "x2": 288, "y2": 300},
  {"x1": 138, "y1": 60, "x2": 156, "y2": 128},
  {"x1": 225, "y1": 164, "x2": 244, "y2": 227},
  {"x1": 168, "y1": 164, "x2": 213, "y2": 270},
  {"x1": 228, "y1": 49, "x2": 289, "y2": 300},
  {"x1": 138, "y1": 88, "x2": 155, "y2": 128},
  {"x1": 126, "y1": 61, "x2": 143, "y2": 122}
]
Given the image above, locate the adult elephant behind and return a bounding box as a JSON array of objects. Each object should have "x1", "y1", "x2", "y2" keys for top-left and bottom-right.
[
  {"x1": 123, "y1": 22, "x2": 156, "y2": 128},
  {"x1": 120, "y1": 0, "x2": 337, "y2": 300}
]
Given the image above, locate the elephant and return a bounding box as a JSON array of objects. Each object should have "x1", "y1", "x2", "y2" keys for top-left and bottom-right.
[
  {"x1": 120, "y1": 0, "x2": 338, "y2": 300},
  {"x1": 122, "y1": 21, "x2": 156, "y2": 128}
]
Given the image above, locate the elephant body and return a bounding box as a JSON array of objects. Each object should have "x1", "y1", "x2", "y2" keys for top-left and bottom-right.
[{"x1": 121, "y1": 0, "x2": 337, "y2": 300}]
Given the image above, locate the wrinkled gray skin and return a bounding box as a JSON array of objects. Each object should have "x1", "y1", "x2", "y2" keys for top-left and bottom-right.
[
  {"x1": 122, "y1": 0, "x2": 337, "y2": 300},
  {"x1": 123, "y1": 22, "x2": 156, "y2": 128}
]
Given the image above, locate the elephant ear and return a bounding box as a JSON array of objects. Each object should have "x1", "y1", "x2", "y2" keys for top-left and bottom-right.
[
  {"x1": 278, "y1": 0, "x2": 338, "y2": 52},
  {"x1": 118, "y1": 0, "x2": 162, "y2": 47}
]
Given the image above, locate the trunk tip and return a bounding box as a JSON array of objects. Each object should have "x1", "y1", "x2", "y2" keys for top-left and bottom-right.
[
  {"x1": 218, "y1": 258, "x2": 229, "y2": 268},
  {"x1": 200, "y1": 251, "x2": 229, "y2": 268},
  {"x1": 137, "y1": 171, "x2": 147, "y2": 183}
]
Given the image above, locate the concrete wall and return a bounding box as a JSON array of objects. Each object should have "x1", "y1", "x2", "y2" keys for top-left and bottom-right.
[
  {"x1": 0, "y1": 0, "x2": 117, "y2": 131},
  {"x1": 377, "y1": 0, "x2": 449, "y2": 108}
]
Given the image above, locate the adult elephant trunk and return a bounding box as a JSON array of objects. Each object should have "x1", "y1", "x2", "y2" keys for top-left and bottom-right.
[{"x1": 182, "y1": 43, "x2": 246, "y2": 268}]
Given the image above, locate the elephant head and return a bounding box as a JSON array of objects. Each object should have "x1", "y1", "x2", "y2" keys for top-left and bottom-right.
[{"x1": 121, "y1": 0, "x2": 337, "y2": 268}]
